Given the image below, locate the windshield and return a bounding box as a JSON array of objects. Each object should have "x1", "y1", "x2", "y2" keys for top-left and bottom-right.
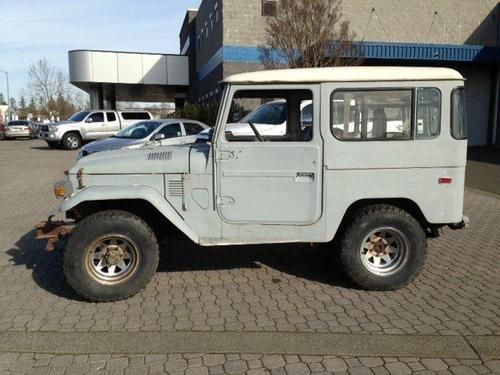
[
  {"x1": 68, "y1": 111, "x2": 90, "y2": 122},
  {"x1": 114, "y1": 121, "x2": 163, "y2": 139},
  {"x1": 7, "y1": 121, "x2": 28, "y2": 126},
  {"x1": 241, "y1": 101, "x2": 286, "y2": 125}
]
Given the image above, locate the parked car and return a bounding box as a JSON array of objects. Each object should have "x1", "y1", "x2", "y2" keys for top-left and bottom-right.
[
  {"x1": 38, "y1": 66, "x2": 469, "y2": 302},
  {"x1": 78, "y1": 119, "x2": 209, "y2": 159},
  {"x1": 196, "y1": 100, "x2": 312, "y2": 142},
  {"x1": 3, "y1": 120, "x2": 35, "y2": 139},
  {"x1": 38, "y1": 110, "x2": 153, "y2": 150}
]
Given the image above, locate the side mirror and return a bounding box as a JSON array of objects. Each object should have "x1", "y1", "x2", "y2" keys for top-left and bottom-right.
[
  {"x1": 85, "y1": 117, "x2": 93, "y2": 123},
  {"x1": 153, "y1": 133, "x2": 165, "y2": 141}
]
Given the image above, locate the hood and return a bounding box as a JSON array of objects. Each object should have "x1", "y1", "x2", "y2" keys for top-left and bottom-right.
[
  {"x1": 47, "y1": 120, "x2": 75, "y2": 127},
  {"x1": 82, "y1": 137, "x2": 145, "y2": 153},
  {"x1": 70, "y1": 144, "x2": 191, "y2": 175}
]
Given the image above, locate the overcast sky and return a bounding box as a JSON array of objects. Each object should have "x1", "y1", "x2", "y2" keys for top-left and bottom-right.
[{"x1": 0, "y1": 0, "x2": 201, "y2": 99}]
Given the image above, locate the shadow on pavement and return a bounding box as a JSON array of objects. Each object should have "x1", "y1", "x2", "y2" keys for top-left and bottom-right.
[{"x1": 7, "y1": 229, "x2": 349, "y2": 301}]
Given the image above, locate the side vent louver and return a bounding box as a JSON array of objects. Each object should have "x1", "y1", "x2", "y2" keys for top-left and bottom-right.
[
  {"x1": 147, "y1": 151, "x2": 172, "y2": 161},
  {"x1": 168, "y1": 179, "x2": 184, "y2": 197}
]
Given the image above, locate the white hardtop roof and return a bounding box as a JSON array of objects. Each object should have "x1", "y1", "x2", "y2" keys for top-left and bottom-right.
[{"x1": 224, "y1": 67, "x2": 464, "y2": 84}]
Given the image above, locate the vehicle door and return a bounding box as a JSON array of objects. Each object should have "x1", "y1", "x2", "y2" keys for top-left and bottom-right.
[
  {"x1": 105, "y1": 112, "x2": 120, "y2": 135},
  {"x1": 83, "y1": 112, "x2": 106, "y2": 139},
  {"x1": 215, "y1": 85, "x2": 323, "y2": 225},
  {"x1": 182, "y1": 122, "x2": 206, "y2": 144},
  {"x1": 155, "y1": 123, "x2": 183, "y2": 145}
]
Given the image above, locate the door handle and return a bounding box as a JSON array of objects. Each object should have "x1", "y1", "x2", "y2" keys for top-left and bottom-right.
[{"x1": 296, "y1": 172, "x2": 314, "y2": 182}]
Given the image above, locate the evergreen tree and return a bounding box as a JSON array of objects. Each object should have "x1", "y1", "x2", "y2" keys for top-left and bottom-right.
[
  {"x1": 0, "y1": 93, "x2": 6, "y2": 105},
  {"x1": 19, "y1": 96, "x2": 27, "y2": 118}
]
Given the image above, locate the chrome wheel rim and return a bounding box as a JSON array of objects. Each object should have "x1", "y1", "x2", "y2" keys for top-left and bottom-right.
[
  {"x1": 360, "y1": 227, "x2": 409, "y2": 276},
  {"x1": 66, "y1": 136, "x2": 79, "y2": 149},
  {"x1": 86, "y1": 235, "x2": 139, "y2": 285}
]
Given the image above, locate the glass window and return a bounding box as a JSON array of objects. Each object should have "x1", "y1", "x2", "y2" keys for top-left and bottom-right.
[
  {"x1": 226, "y1": 89, "x2": 313, "y2": 142},
  {"x1": 416, "y1": 88, "x2": 441, "y2": 139},
  {"x1": 114, "y1": 121, "x2": 162, "y2": 139},
  {"x1": 184, "y1": 122, "x2": 205, "y2": 135},
  {"x1": 451, "y1": 88, "x2": 467, "y2": 140},
  {"x1": 157, "y1": 123, "x2": 182, "y2": 139},
  {"x1": 88, "y1": 112, "x2": 104, "y2": 123},
  {"x1": 106, "y1": 112, "x2": 117, "y2": 122},
  {"x1": 331, "y1": 90, "x2": 412, "y2": 141},
  {"x1": 68, "y1": 111, "x2": 90, "y2": 122},
  {"x1": 121, "y1": 112, "x2": 150, "y2": 120},
  {"x1": 262, "y1": 0, "x2": 277, "y2": 16}
]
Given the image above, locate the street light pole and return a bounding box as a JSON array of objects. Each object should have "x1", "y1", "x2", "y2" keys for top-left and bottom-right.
[{"x1": 0, "y1": 68, "x2": 10, "y2": 121}]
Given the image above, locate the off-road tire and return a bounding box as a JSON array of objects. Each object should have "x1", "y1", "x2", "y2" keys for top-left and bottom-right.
[
  {"x1": 62, "y1": 132, "x2": 82, "y2": 150},
  {"x1": 339, "y1": 204, "x2": 427, "y2": 290},
  {"x1": 63, "y1": 210, "x2": 159, "y2": 302},
  {"x1": 46, "y1": 141, "x2": 59, "y2": 149}
]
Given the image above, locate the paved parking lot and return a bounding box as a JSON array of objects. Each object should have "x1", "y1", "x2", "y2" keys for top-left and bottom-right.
[{"x1": 0, "y1": 139, "x2": 499, "y2": 374}]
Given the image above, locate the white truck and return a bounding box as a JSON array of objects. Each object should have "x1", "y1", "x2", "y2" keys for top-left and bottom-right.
[{"x1": 38, "y1": 110, "x2": 153, "y2": 150}]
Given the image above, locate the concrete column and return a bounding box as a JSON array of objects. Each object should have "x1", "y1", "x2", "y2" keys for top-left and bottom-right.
[{"x1": 88, "y1": 86, "x2": 104, "y2": 109}]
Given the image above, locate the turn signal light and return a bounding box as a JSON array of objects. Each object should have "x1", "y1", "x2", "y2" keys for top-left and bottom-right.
[
  {"x1": 54, "y1": 186, "x2": 66, "y2": 198},
  {"x1": 438, "y1": 177, "x2": 453, "y2": 184}
]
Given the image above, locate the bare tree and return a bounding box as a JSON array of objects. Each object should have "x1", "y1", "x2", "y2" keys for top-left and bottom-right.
[
  {"x1": 258, "y1": 0, "x2": 359, "y2": 69},
  {"x1": 27, "y1": 58, "x2": 85, "y2": 119}
]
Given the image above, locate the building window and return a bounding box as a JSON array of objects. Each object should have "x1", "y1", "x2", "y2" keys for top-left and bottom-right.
[
  {"x1": 210, "y1": 13, "x2": 214, "y2": 30},
  {"x1": 262, "y1": 0, "x2": 277, "y2": 17},
  {"x1": 214, "y1": 2, "x2": 219, "y2": 22},
  {"x1": 205, "y1": 22, "x2": 208, "y2": 38}
]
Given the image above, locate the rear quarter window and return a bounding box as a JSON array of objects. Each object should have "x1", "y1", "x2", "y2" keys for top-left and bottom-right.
[{"x1": 451, "y1": 88, "x2": 467, "y2": 140}]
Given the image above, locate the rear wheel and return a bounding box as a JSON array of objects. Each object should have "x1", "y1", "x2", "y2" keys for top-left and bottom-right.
[
  {"x1": 339, "y1": 205, "x2": 427, "y2": 290},
  {"x1": 63, "y1": 210, "x2": 159, "y2": 302},
  {"x1": 62, "y1": 132, "x2": 82, "y2": 150}
]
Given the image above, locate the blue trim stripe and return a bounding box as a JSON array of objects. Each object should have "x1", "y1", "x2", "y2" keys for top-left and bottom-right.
[{"x1": 197, "y1": 42, "x2": 500, "y2": 81}]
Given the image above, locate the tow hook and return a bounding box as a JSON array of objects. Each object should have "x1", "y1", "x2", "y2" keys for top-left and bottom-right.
[
  {"x1": 448, "y1": 215, "x2": 470, "y2": 230},
  {"x1": 35, "y1": 215, "x2": 74, "y2": 251}
]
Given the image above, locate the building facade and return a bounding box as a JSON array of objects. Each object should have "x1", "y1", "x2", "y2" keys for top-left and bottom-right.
[{"x1": 180, "y1": 0, "x2": 500, "y2": 146}]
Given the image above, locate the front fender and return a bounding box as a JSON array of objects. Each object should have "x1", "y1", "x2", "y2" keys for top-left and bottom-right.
[{"x1": 59, "y1": 185, "x2": 199, "y2": 243}]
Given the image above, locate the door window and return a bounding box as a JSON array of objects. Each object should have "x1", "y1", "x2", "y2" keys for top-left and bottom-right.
[
  {"x1": 87, "y1": 112, "x2": 104, "y2": 123},
  {"x1": 106, "y1": 112, "x2": 117, "y2": 122},
  {"x1": 157, "y1": 123, "x2": 182, "y2": 138},
  {"x1": 225, "y1": 89, "x2": 313, "y2": 142},
  {"x1": 184, "y1": 122, "x2": 205, "y2": 135}
]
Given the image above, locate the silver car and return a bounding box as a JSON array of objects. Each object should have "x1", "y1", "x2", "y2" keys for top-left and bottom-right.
[
  {"x1": 78, "y1": 119, "x2": 208, "y2": 159},
  {"x1": 4, "y1": 120, "x2": 35, "y2": 139}
]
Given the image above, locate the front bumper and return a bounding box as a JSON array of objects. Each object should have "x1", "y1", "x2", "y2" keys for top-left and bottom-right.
[
  {"x1": 38, "y1": 131, "x2": 62, "y2": 141},
  {"x1": 35, "y1": 216, "x2": 74, "y2": 251}
]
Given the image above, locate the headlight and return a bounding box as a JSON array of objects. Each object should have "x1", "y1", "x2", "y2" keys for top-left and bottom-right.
[{"x1": 49, "y1": 124, "x2": 58, "y2": 130}]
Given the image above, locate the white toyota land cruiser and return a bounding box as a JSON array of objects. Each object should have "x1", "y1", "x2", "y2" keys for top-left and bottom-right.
[{"x1": 37, "y1": 67, "x2": 469, "y2": 302}]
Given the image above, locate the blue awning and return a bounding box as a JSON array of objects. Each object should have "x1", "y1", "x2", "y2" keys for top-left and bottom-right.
[{"x1": 352, "y1": 41, "x2": 500, "y2": 63}]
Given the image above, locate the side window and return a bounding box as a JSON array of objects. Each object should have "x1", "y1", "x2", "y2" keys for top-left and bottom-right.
[
  {"x1": 87, "y1": 112, "x2": 104, "y2": 123},
  {"x1": 121, "y1": 112, "x2": 150, "y2": 120},
  {"x1": 416, "y1": 88, "x2": 441, "y2": 139},
  {"x1": 331, "y1": 90, "x2": 412, "y2": 140},
  {"x1": 225, "y1": 89, "x2": 313, "y2": 142},
  {"x1": 158, "y1": 123, "x2": 182, "y2": 139},
  {"x1": 106, "y1": 112, "x2": 117, "y2": 122},
  {"x1": 451, "y1": 88, "x2": 467, "y2": 140},
  {"x1": 184, "y1": 122, "x2": 204, "y2": 135}
]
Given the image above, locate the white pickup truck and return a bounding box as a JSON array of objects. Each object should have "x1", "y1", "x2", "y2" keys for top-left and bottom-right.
[{"x1": 38, "y1": 110, "x2": 153, "y2": 150}]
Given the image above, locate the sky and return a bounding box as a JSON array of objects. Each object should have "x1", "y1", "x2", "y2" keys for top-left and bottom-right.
[{"x1": 0, "y1": 0, "x2": 201, "y2": 100}]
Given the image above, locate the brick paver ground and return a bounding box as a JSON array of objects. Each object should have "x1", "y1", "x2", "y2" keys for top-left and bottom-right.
[
  {"x1": 0, "y1": 139, "x2": 499, "y2": 374},
  {"x1": 1, "y1": 352, "x2": 499, "y2": 374}
]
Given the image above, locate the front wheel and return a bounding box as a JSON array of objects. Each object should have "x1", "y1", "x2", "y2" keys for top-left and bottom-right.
[
  {"x1": 62, "y1": 132, "x2": 82, "y2": 150},
  {"x1": 339, "y1": 205, "x2": 427, "y2": 290},
  {"x1": 63, "y1": 210, "x2": 159, "y2": 302}
]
